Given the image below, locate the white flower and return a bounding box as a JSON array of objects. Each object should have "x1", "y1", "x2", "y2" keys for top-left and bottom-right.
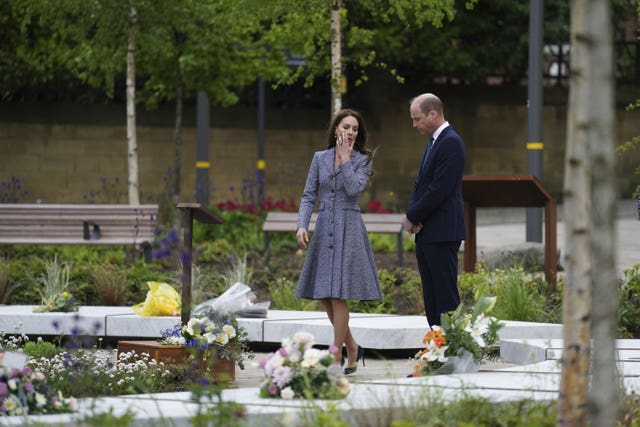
[
  {"x1": 265, "y1": 353, "x2": 285, "y2": 376},
  {"x1": 465, "y1": 314, "x2": 491, "y2": 347},
  {"x1": 281, "y1": 336, "x2": 294, "y2": 353},
  {"x1": 280, "y1": 387, "x2": 295, "y2": 399},
  {"x1": 35, "y1": 392, "x2": 47, "y2": 407},
  {"x1": 203, "y1": 332, "x2": 217, "y2": 344},
  {"x1": 300, "y1": 348, "x2": 325, "y2": 368},
  {"x1": 222, "y1": 324, "x2": 236, "y2": 339},
  {"x1": 285, "y1": 349, "x2": 301, "y2": 363},
  {"x1": 216, "y1": 332, "x2": 229, "y2": 346},
  {"x1": 293, "y1": 331, "x2": 315, "y2": 350},
  {"x1": 185, "y1": 319, "x2": 198, "y2": 336}
]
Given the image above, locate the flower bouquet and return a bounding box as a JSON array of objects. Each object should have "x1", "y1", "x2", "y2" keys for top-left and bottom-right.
[
  {"x1": 159, "y1": 309, "x2": 251, "y2": 370},
  {"x1": 411, "y1": 296, "x2": 504, "y2": 377},
  {"x1": 0, "y1": 366, "x2": 76, "y2": 416},
  {"x1": 259, "y1": 331, "x2": 350, "y2": 400}
]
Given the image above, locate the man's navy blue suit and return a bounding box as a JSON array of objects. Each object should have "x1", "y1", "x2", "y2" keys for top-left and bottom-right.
[{"x1": 406, "y1": 125, "x2": 466, "y2": 327}]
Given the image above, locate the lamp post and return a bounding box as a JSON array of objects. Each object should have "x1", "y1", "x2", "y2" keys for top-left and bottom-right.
[{"x1": 526, "y1": 0, "x2": 544, "y2": 243}]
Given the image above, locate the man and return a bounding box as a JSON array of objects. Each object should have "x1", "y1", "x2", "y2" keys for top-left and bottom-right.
[{"x1": 402, "y1": 93, "x2": 466, "y2": 327}]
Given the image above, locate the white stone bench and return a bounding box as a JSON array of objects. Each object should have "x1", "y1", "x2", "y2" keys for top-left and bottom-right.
[{"x1": 0, "y1": 306, "x2": 564, "y2": 351}]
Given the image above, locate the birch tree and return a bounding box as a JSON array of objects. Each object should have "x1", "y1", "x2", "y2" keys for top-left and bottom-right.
[
  {"x1": 126, "y1": 4, "x2": 140, "y2": 205},
  {"x1": 558, "y1": 0, "x2": 619, "y2": 425}
]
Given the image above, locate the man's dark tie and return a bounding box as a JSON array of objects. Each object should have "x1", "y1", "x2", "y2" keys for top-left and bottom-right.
[{"x1": 419, "y1": 136, "x2": 435, "y2": 175}]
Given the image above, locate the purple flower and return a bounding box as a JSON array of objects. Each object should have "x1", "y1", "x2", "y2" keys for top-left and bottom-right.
[
  {"x1": 272, "y1": 366, "x2": 293, "y2": 388},
  {"x1": 24, "y1": 382, "x2": 35, "y2": 393},
  {"x1": 0, "y1": 383, "x2": 7, "y2": 398},
  {"x1": 258, "y1": 354, "x2": 273, "y2": 368}
]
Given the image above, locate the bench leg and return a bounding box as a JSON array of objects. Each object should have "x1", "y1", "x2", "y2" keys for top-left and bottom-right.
[
  {"x1": 263, "y1": 232, "x2": 270, "y2": 268},
  {"x1": 396, "y1": 232, "x2": 403, "y2": 267},
  {"x1": 141, "y1": 242, "x2": 152, "y2": 264}
]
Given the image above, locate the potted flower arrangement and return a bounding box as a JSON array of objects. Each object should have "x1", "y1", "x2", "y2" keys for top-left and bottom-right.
[
  {"x1": 259, "y1": 331, "x2": 350, "y2": 400},
  {"x1": 411, "y1": 296, "x2": 504, "y2": 377},
  {"x1": 157, "y1": 309, "x2": 252, "y2": 380}
]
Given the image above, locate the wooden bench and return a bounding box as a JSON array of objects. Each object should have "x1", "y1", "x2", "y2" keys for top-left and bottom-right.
[
  {"x1": 0, "y1": 204, "x2": 159, "y2": 261},
  {"x1": 263, "y1": 212, "x2": 406, "y2": 266}
]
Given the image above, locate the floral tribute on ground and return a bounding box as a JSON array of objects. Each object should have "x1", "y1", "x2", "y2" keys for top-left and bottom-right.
[
  {"x1": 412, "y1": 296, "x2": 504, "y2": 376},
  {"x1": 0, "y1": 366, "x2": 76, "y2": 416},
  {"x1": 259, "y1": 331, "x2": 350, "y2": 400},
  {"x1": 159, "y1": 310, "x2": 251, "y2": 369}
]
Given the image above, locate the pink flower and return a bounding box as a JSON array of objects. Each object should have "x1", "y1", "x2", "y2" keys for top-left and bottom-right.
[{"x1": 268, "y1": 383, "x2": 279, "y2": 395}]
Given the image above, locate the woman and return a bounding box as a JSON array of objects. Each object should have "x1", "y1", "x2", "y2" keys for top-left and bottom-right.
[{"x1": 295, "y1": 109, "x2": 381, "y2": 375}]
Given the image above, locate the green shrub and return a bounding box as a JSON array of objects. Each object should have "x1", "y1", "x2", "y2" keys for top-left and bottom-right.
[
  {"x1": 369, "y1": 234, "x2": 396, "y2": 252},
  {"x1": 458, "y1": 265, "x2": 560, "y2": 323},
  {"x1": 23, "y1": 341, "x2": 61, "y2": 359},
  {"x1": 0, "y1": 256, "x2": 21, "y2": 304},
  {"x1": 89, "y1": 263, "x2": 128, "y2": 306},
  {"x1": 268, "y1": 277, "x2": 319, "y2": 311},
  {"x1": 193, "y1": 210, "x2": 263, "y2": 253},
  {"x1": 619, "y1": 264, "x2": 640, "y2": 338}
]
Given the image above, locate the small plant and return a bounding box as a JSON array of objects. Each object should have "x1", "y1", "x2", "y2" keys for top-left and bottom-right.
[
  {"x1": 23, "y1": 340, "x2": 61, "y2": 359},
  {"x1": 619, "y1": 264, "x2": 640, "y2": 338},
  {"x1": 89, "y1": 263, "x2": 128, "y2": 306},
  {"x1": 81, "y1": 176, "x2": 126, "y2": 204},
  {"x1": 190, "y1": 383, "x2": 247, "y2": 427},
  {"x1": 458, "y1": 265, "x2": 558, "y2": 323},
  {"x1": 0, "y1": 256, "x2": 20, "y2": 304},
  {"x1": 221, "y1": 252, "x2": 254, "y2": 288},
  {"x1": 268, "y1": 277, "x2": 319, "y2": 311},
  {"x1": 33, "y1": 256, "x2": 79, "y2": 313},
  {"x1": 259, "y1": 331, "x2": 350, "y2": 400},
  {"x1": 0, "y1": 176, "x2": 30, "y2": 203}
]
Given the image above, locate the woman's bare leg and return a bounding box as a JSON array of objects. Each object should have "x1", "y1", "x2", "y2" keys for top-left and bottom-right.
[{"x1": 320, "y1": 298, "x2": 357, "y2": 364}]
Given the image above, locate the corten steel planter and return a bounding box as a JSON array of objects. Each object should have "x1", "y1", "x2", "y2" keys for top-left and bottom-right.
[{"x1": 117, "y1": 340, "x2": 236, "y2": 382}]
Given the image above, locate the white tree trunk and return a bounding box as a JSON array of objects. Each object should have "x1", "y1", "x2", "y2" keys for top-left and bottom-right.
[
  {"x1": 559, "y1": 1, "x2": 620, "y2": 425},
  {"x1": 586, "y1": 0, "x2": 620, "y2": 425},
  {"x1": 126, "y1": 5, "x2": 140, "y2": 205},
  {"x1": 330, "y1": 0, "x2": 341, "y2": 118},
  {"x1": 558, "y1": 0, "x2": 592, "y2": 424}
]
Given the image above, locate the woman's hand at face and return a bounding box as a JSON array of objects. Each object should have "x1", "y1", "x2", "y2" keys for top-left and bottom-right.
[
  {"x1": 296, "y1": 227, "x2": 309, "y2": 249},
  {"x1": 336, "y1": 131, "x2": 353, "y2": 162}
]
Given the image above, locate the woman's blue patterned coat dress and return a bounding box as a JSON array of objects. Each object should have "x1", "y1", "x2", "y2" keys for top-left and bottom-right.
[{"x1": 295, "y1": 148, "x2": 381, "y2": 301}]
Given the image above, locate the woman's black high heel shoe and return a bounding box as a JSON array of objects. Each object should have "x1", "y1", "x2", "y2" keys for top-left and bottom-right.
[{"x1": 343, "y1": 345, "x2": 365, "y2": 375}]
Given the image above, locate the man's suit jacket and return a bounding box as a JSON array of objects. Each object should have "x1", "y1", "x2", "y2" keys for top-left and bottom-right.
[{"x1": 406, "y1": 125, "x2": 466, "y2": 243}]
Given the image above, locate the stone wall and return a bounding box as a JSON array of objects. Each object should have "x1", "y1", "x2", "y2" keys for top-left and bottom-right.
[{"x1": 1, "y1": 84, "x2": 639, "y2": 210}]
